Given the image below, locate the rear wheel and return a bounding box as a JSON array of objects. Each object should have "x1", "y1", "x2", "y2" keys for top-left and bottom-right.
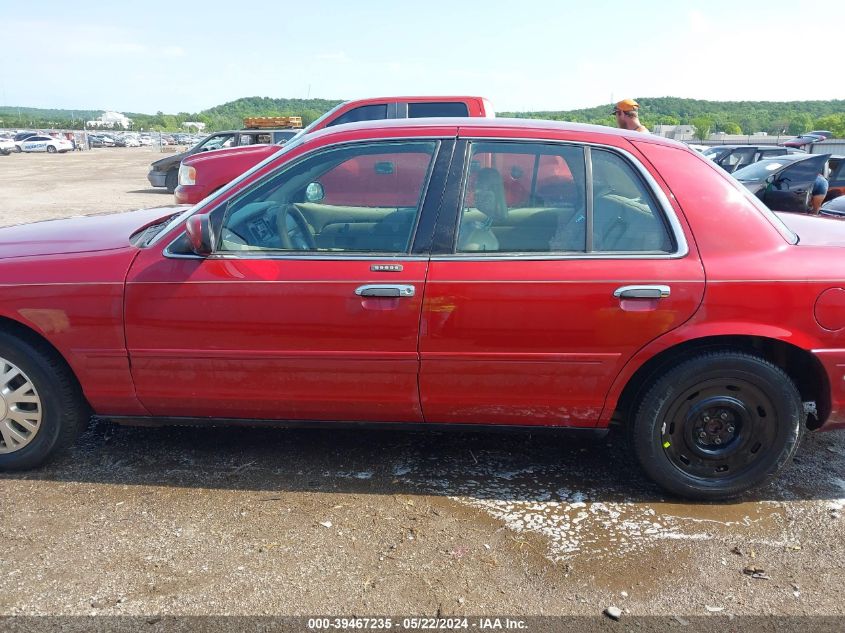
[
  {"x1": 46, "y1": 145, "x2": 57, "y2": 154},
  {"x1": 631, "y1": 351, "x2": 803, "y2": 500},
  {"x1": 0, "y1": 332, "x2": 88, "y2": 470},
  {"x1": 165, "y1": 168, "x2": 178, "y2": 193}
]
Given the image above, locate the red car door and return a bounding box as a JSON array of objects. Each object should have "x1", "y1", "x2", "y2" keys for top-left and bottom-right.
[
  {"x1": 419, "y1": 136, "x2": 705, "y2": 427},
  {"x1": 125, "y1": 137, "x2": 453, "y2": 422}
]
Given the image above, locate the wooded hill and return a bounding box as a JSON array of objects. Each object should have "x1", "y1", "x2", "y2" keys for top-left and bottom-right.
[{"x1": 2, "y1": 96, "x2": 844, "y2": 137}]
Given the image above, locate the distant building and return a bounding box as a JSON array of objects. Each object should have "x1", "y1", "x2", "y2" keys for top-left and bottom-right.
[
  {"x1": 182, "y1": 121, "x2": 206, "y2": 132},
  {"x1": 87, "y1": 111, "x2": 133, "y2": 129},
  {"x1": 652, "y1": 124, "x2": 696, "y2": 140}
]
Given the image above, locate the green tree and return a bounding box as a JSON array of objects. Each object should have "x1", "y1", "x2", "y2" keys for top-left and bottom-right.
[
  {"x1": 722, "y1": 122, "x2": 742, "y2": 135},
  {"x1": 691, "y1": 117, "x2": 713, "y2": 141},
  {"x1": 814, "y1": 114, "x2": 845, "y2": 138},
  {"x1": 787, "y1": 113, "x2": 812, "y2": 135}
]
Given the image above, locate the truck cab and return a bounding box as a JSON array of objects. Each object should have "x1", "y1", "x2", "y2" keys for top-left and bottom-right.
[{"x1": 175, "y1": 96, "x2": 493, "y2": 205}]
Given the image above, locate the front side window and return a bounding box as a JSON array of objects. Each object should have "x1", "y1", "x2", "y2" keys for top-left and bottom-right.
[
  {"x1": 219, "y1": 141, "x2": 438, "y2": 254},
  {"x1": 327, "y1": 104, "x2": 388, "y2": 127},
  {"x1": 455, "y1": 142, "x2": 672, "y2": 254},
  {"x1": 199, "y1": 134, "x2": 235, "y2": 151}
]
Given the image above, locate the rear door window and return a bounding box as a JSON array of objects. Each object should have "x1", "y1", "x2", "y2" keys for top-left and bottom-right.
[{"x1": 454, "y1": 141, "x2": 673, "y2": 254}]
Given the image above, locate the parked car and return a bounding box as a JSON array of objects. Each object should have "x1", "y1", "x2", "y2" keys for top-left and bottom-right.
[
  {"x1": 175, "y1": 95, "x2": 495, "y2": 204},
  {"x1": 808, "y1": 130, "x2": 834, "y2": 140},
  {"x1": 733, "y1": 154, "x2": 831, "y2": 213},
  {"x1": 701, "y1": 145, "x2": 799, "y2": 174},
  {"x1": 781, "y1": 133, "x2": 826, "y2": 149},
  {"x1": 148, "y1": 126, "x2": 304, "y2": 194},
  {"x1": 0, "y1": 137, "x2": 14, "y2": 155},
  {"x1": 3, "y1": 118, "x2": 845, "y2": 500},
  {"x1": 14, "y1": 135, "x2": 74, "y2": 153},
  {"x1": 12, "y1": 132, "x2": 37, "y2": 144},
  {"x1": 821, "y1": 195, "x2": 845, "y2": 218},
  {"x1": 825, "y1": 156, "x2": 845, "y2": 201}
]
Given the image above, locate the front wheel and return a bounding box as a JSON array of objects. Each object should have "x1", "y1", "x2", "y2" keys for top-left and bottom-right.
[
  {"x1": 46, "y1": 145, "x2": 57, "y2": 154},
  {"x1": 631, "y1": 351, "x2": 803, "y2": 500},
  {"x1": 0, "y1": 332, "x2": 88, "y2": 470}
]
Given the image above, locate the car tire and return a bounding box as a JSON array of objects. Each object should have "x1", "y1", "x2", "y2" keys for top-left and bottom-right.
[
  {"x1": 0, "y1": 149, "x2": 9, "y2": 156},
  {"x1": 165, "y1": 168, "x2": 178, "y2": 193},
  {"x1": 631, "y1": 351, "x2": 803, "y2": 500},
  {"x1": 0, "y1": 331, "x2": 88, "y2": 470},
  {"x1": 46, "y1": 145, "x2": 57, "y2": 154},
  {"x1": 14, "y1": 146, "x2": 21, "y2": 153}
]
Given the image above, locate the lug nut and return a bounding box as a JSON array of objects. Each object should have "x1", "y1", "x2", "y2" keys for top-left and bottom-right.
[
  {"x1": 727, "y1": 426, "x2": 735, "y2": 433},
  {"x1": 703, "y1": 415, "x2": 711, "y2": 423},
  {"x1": 714, "y1": 438, "x2": 722, "y2": 445},
  {"x1": 720, "y1": 412, "x2": 729, "y2": 420},
  {"x1": 699, "y1": 431, "x2": 707, "y2": 439}
]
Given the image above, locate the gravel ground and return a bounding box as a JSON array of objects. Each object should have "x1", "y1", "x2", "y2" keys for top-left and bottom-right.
[{"x1": 1, "y1": 149, "x2": 844, "y2": 622}]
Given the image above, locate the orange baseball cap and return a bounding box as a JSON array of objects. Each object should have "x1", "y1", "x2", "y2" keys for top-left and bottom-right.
[{"x1": 615, "y1": 99, "x2": 640, "y2": 112}]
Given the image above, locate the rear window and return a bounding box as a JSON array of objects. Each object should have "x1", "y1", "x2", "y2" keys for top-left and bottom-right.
[{"x1": 408, "y1": 102, "x2": 469, "y2": 118}]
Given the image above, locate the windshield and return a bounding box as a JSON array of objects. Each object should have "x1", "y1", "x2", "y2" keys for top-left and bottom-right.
[
  {"x1": 149, "y1": 133, "x2": 310, "y2": 246},
  {"x1": 702, "y1": 147, "x2": 727, "y2": 160},
  {"x1": 732, "y1": 158, "x2": 792, "y2": 181}
]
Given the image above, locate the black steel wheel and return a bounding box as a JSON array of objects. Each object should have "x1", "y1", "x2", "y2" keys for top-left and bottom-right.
[{"x1": 632, "y1": 351, "x2": 803, "y2": 500}]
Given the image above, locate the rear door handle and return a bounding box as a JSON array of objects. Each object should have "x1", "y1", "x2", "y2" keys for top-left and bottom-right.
[
  {"x1": 355, "y1": 284, "x2": 415, "y2": 298},
  {"x1": 613, "y1": 285, "x2": 671, "y2": 299}
]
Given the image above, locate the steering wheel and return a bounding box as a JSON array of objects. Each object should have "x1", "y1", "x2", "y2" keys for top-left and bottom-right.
[{"x1": 276, "y1": 204, "x2": 316, "y2": 250}]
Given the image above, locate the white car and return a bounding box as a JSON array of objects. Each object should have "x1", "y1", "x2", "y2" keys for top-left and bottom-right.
[
  {"x1": 0, "y1": 137, "x2": 14, "y2": 155},
  {"x1": 15, "y1": 135, "x2": 74, "y2": 153}
]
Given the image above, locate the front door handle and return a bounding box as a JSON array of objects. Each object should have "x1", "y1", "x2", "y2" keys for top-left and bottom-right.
[
  {"x1": 355, "y1": 284, "x2": 415, "y2": 298},
  {"x1": 613, "y1": 285, "x2": 671, "y2": 299}
]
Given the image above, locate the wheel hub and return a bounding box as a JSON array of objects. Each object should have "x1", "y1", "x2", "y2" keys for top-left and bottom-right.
[
  {"x1": 0, "y1": 356, "x2": 43, "y2": 454},
  {"x1": 685, "y1": 396, "x2": 749, "y2": 458}
]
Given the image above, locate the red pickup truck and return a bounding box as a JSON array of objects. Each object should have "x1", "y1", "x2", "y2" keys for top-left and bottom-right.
[{"x1": 174, "y1": 96, "x2": 494, "y2": 204}]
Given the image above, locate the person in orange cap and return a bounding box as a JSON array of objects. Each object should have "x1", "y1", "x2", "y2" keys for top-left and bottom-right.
[{"x1": 613, "y1": 99, "x2": 649, "y2": 133}]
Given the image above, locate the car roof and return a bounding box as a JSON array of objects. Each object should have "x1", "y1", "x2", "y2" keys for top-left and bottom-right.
[
  {"x1": 304, "y1": 116, "x2": 688, "y2": 148},
  {"x1": 704, "y1": 144, "x2": 785, "y2": 150}
]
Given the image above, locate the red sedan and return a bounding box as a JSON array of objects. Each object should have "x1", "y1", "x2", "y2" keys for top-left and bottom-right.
[{"x1": 2, "y1": 117, "x2": 844, "y2": 500}]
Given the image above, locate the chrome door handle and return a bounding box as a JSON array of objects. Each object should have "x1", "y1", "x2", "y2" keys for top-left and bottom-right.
[
  {"x1": 613, "y1": 285, "x2": 671, "y2": 299},
  {"x1": 355, "y1": 284, "x2": 416, "y2": 298}
]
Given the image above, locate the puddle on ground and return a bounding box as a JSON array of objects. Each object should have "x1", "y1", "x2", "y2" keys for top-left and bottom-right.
[{"x1": 385, "y1": 452, "x2": 790, "y2": 564}]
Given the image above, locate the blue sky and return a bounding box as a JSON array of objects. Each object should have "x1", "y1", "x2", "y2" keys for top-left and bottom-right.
[{"x1": 2, "y1": 0, "x2": 840, "y2": 114}]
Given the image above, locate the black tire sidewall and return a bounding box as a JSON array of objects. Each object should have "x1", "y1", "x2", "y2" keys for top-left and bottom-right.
[
  {"x1": 0, "y1": 334, "x2": 80, "y2": 470},
  {"x1": 165, "y1": 168, "x2": 178, "y2": 193},
  {"x1": 633, "y1": 353, "x2": 803, "y2": 500}
]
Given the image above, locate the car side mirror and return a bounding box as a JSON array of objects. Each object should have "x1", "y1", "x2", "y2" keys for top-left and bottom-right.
[
  {"x1": 305, "y1": 182, "x2": 325, "y2": 203},
  {"x1": 185, "y1": 215, "x2": 215, "y2": 255}
]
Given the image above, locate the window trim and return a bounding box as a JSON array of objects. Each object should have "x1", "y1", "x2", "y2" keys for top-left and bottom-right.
[
  {"x1": 164, "y1": 138, "x2": 444, "y2": 260},
  {"x1": 438, "y1": 138, "x2": 688, "y2": 261}
]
